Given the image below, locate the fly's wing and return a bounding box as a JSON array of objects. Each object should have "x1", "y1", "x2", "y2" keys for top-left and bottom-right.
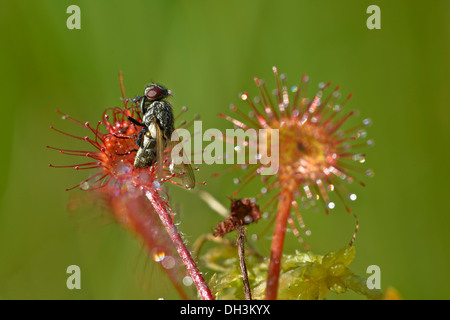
[
  {"x1": 168, "y1": 130, "x2": 196, "y2": 189},
  {"x1": 154, "y1": 118, "x2": 165, "y2": 182}
]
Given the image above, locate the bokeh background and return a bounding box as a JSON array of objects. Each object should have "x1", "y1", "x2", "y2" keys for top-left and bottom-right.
[{"x1": 1, "y1": 0, "x2": 449, "y2": 300}]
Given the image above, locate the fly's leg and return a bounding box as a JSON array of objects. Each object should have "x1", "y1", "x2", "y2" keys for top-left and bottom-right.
[
  {"x1": 115, "y1": 149, "x2": 138, "y2": 156},
  {"x1": 127, "y1": 116, "x2": 145, "y2": 127},
  {"x1": 135, "y1": 127, "x2": 147, "y2": 147}
]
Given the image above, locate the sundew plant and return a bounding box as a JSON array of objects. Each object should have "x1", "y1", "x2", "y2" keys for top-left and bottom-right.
[{"x1": 49, "y1": 68, "x2": 390, "y2": 300}]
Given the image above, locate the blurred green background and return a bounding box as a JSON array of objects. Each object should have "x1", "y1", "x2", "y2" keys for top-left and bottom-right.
[{"x1": 1, "y1": 0, "x2": 449, "y2": 300}]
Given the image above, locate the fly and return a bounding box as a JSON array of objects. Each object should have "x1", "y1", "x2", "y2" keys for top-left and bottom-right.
[{"x1": 127, "y1": 83, "x2": 195, "y2": 189}]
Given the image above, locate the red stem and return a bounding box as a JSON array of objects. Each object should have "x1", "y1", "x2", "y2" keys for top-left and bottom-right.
[
  {"x1": 144, "y1": 188, "x2": 214, "y2": 300},
  {"x1": 265, "y1": 190, "x2": 293, "y2": 300},
  {"x1": 116, "y1": 195, "x2": 191, "y2": 300}
]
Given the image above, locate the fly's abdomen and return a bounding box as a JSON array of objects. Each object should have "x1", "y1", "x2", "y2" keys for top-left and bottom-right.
[{"x1": 134, "y1": 137, "x2": 157, "y2": 168}]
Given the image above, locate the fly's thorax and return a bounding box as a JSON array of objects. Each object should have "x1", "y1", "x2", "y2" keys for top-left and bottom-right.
[
  {"x1": 142, "y1": 109, "x2": 155, "y2": 127},
  {"x1": 143, "y1": 100, "x2": 175, "y2": 139}
]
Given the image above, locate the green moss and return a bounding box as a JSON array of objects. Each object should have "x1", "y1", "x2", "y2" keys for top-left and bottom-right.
[{"x1": 204, "y1": 245, "x2": 382, "y2": 300}]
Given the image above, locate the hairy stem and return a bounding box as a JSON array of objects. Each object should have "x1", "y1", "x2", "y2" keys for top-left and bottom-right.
[
  {"x1": 116, "y1": 195, "x2": 191, "y2": 300},
  {"x1": 265, "y1": 190, "x2": 293, "y2": 300},
  {"x1": 144, "y1": 188, "x2": 214, "y2": 300}
]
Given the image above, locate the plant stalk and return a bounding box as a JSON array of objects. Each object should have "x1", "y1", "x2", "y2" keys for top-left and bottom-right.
[
  {"x1": 237, "y1": 225, "x2": 252, "y2": 300},
  {"x1": 265, "y1": 190, "x2": 293, "y2": 300},
  {"x1": 144, "y1": 188, "x2": 214, "y2": 300}
]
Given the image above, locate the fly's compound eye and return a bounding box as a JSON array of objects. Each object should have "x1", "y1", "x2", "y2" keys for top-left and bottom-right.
[{"x1": 145, "y1": 84, "x2": 169, "y2": 100}]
